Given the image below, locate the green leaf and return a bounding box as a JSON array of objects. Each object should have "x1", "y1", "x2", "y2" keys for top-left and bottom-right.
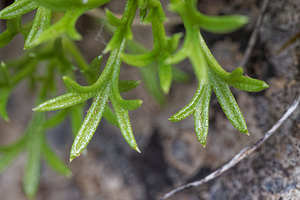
[
  {"x1": 119, "y1": 80, "x2": 141, "y2": 93},
  {"x1": 42, "y1": 140, "x2": 71, "y2": 177},
  {"x1": 193, "y1": 84, "x2": 211, "y2": 146},
  {"x1": 0, "y1": 30, "x2": 17, "y2": 48},
  {"x1": 103, "y1": 105, "x2": 118, "y2": 126},
  {"x1": 23, "y1": 130, "x2": 43, "y2": 197},
  {"x1": 166, "y1": 33, "x2": 182, "y2": 53},
  {"x1": 24, "y1": 6, "x2": 52, "y2": 49},
  {"x1": 139, "y1": 65, "x2": 166, "y2": 105},
  {"x1": 0, "y1": 88, "x2": 11, "y2": 121},
  {"x1": 197, "y1": 14, "x2": 249, "y2": 34},
  {"x1": 43, "y1": 110, "x2": 68, "y2": 128},
  {"x1": 172, "y1": 68, "x2": 190, "y2": 83},
  {"x1": 30, "y1": 8, "x2": 86, "y2": 47},
  {"x1": 118, "y1": 99, "x2": 143, "y2": 111},
  {"x1": 33, "y1": 0, "x2": 110, "y2": 11},
  {"x1": 120, "y1": 50, "x2": 157, "y2": 67},
  {"x1": 70, "y1": 86, "x2": 110, "y2": 162},
  {"x1": 158, "y1": 63, "x2": 172, "y2": 94},
  {"x1": 169, "y1": 83, "x2": 206, "y2": 122},
  {"x1": 226, "y1": 68, "x2": 269, "y2": 92},
  {"x1": 111, "y1": 97, "x2": 140, "y2": 153},
  {"x1": 0, "y1": 0, "x2": 38, "y2": 19},
  {"x1": 33, "y1": 92, "x2": 94, "y2": 111},
  {"x1": 106, "y1": 9, "x2": 121, "y2": 26},
  {"x1": 70, "y1": 104, "x2": 84, "y2": 137},
  {"x1": 209, "y1": 69, "x2": 248, "y2": 134},
  {"x1": 0, "y1": 145, "x2": 23, "y2": 173}
]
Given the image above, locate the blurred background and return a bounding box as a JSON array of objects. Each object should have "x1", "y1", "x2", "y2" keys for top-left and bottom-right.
[{"x1": 0, "y1": 0, "x2": 300, "y2": 199}]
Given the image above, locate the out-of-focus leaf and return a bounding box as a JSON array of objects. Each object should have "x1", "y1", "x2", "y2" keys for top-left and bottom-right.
[
  {"x1": 103, "y1": 105, "x2": 118, "y2": 126},
  {"x1": 42, "y1": 139, "x2": 71, "y2": 177},
  {"x1": 106, "y1": 9, "x2": 121, "y2": 26},
  {"x1": 118, "y1": 99, "x2": 143, "y2": 111},
  {"x1": 23, "y1": 114, "x2": 44, "y2": 198},
  {"x1": 158, "y1": 63, "x2": 172, "y2": 94},
  {"x1": 43, "y1": 110, "x2": 68, "y2": 128},
  {"x1": 0, "y1": 88, "x2": 11, "y2": 121},
  {"x1": 172, "y1": 68, "x2": 189, "y2": 83},
  {"x1": 119, "y1": 80, "x2": 141, "y2": 93},
  {"x1": 70, "y1": 104, "x2": 84, "y2": 137},
  {"x1": 0, "y1": 144, "x2": 23, "y2": 173}
]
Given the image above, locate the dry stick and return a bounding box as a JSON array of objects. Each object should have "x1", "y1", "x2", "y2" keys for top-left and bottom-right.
[
  {"x1": 161, "y1": 94, "x2": 300, "y2": 200},
  {"x1": 240, "y1": 0, "x2": 270, "y2": 68}
]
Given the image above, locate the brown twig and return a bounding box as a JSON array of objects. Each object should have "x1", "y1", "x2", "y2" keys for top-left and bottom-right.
[
  {"x1": 240, "y1": 0, "x2": 270, "y2": 68},
  {"x1": 161, "y1": 94, "x2": 300, "y2": 200}
]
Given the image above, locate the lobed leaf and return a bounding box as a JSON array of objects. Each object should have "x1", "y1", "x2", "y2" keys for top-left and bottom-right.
[
  {"x1": 33, "y1": 92, "x2": 95, "y2": 111},
  {"x1": 30, "y1": 8, "x2": 86, "y2": 47}
]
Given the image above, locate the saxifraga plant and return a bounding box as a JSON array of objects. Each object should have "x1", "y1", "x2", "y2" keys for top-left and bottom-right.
[{"x1": 0, "y1": 0, "x2": 268, "y2": 197}]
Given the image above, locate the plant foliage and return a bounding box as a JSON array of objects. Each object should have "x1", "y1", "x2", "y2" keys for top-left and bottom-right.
[{"x1": 0, "y1": 0, "x2": 268, "y2": 197}]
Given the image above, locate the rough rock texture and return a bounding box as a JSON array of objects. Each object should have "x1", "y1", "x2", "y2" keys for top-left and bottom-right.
[{"x1": 0, "y1": 0, "x2": 299, "y2": 200}]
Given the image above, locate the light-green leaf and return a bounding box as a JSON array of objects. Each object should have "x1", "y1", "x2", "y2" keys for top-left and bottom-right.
[
  {"x1": 0, "y1": 0, "x2": 38, "y2": 19},
  {"x1": 209, "y1": 69, "x2": 248, "y2": 134},
  {"x1": 111, "y1": 97, "x2": 140, "y2": 153},
  {"x1": 33, "y1": 92, "x2": 94, "y2": 111},
  {"x1": 24, "y1": 6, "x2": 52, "y2": 49},
  {"x1": 158, "y1": 63, "x2": 172, "y2": 94},
  {"x1": 0, "y1": 88, "x2": 11, "y2": 121},
  {"x1": 193, "y1": 84, "x2": 211, "y2": 146},
  {"x1": 119, "y1": 80, "x2": 141, "y2": 93},
  {"x1": 70, "y1": 86, "x2": 110, "y2": 162}
]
